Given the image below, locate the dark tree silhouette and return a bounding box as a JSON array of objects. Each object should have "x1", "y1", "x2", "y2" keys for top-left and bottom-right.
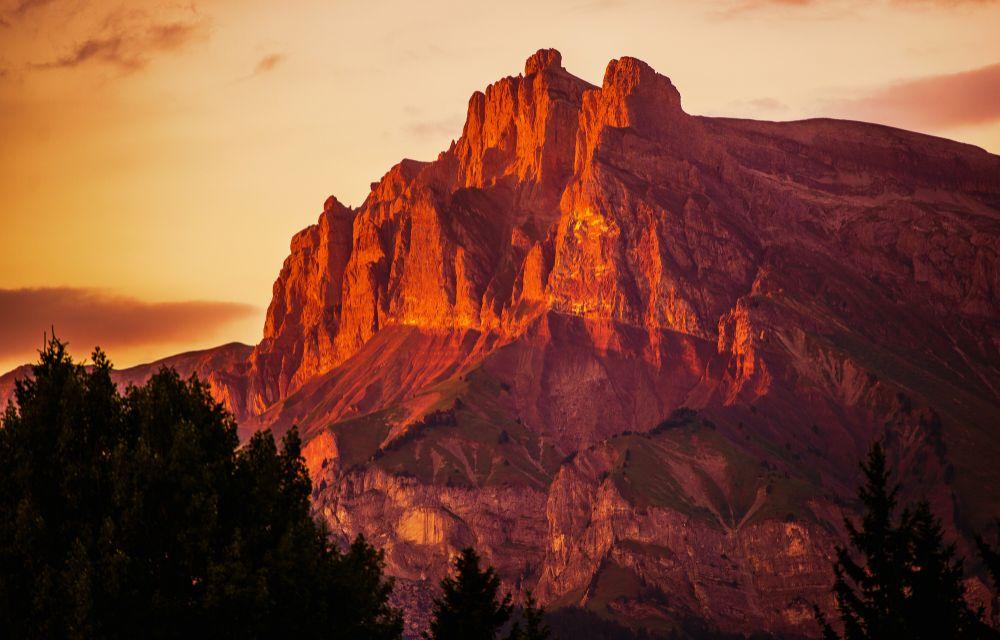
[
  {"x1": 977, "y1": 520, "x2": 1000, "y2": 595},
  {"x1": 424, "y1": 547, "x2": 513, "y2": 640},
  {"x1": 0, "y1": 337, "x2": 402, "y2": 639},
  {"x1": 818, "y1": 442, "x2": 992, "y2": 639},
  {"x1": 976, "y1": 521, "x2": 1000, "y2": 629},
  {"x1": 507, "y1": 590, "x2": 550, "y2": 640},
  {"x1": 818, "y1": 443, "x2": 912, "y2": 639},
  {"x1": 906, "y1": 501, "x2": 983, "y2": 638}
]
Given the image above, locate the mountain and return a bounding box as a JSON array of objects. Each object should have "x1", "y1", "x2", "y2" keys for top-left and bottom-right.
[
  {"x1": 0, "y1": 343, "x2": 254, "y2": 415},
  {"x1": 3, "y1": 49, "x2": 998, "y2": 637}
]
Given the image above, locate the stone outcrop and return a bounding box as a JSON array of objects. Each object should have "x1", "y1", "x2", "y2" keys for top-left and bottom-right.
[{"x1": 247, "y1": 195, "x2": 355, "y2": 410}]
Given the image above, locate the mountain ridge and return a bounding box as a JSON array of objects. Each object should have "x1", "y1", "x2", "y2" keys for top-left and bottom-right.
[{"x1": 2, "y1": 49, "x2": 998, "y2": 637}]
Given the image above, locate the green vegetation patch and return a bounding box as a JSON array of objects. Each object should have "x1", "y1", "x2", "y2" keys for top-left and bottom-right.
[
  {"x1": 605, "y1": 411, "x2": 819, "y2": 530},
  {"x1": 330, "y1": 366, "x2": 555, "y2": 489}
]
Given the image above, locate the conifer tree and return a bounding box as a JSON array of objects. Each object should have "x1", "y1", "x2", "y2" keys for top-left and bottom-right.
[
  {"x1": 424, "y1": 547, "x2": 513, "y2": 640},
  {"x1": 976, "y1": 521, "x2": 1000, "y2": 596},
  {"x1": 0, "y1": 337, "x2": 403, "y2": 639},
  {"x1": 818, "y1": 442, "x2": 912, "y2": 639},
  {"x1": 818, "y1": 442, "x2": 991, "y2": 639},
  {"x1": 508, "y1": 590, "x2": 550, "y2": 640},
  {"x1": 906, "y1": 501, "x2": 983, "y2": 639},
  {"x1": 975, "y1": 522, "x2": 1000, "y2": 630}
]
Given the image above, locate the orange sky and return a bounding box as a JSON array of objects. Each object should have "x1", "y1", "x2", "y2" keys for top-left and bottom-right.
[{"x1": 1, "y1": 0, "x2": 998, "y2": 374}]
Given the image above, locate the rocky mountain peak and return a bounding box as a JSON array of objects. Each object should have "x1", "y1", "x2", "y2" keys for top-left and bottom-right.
[
  {"x1": 323, "y1": 194, "x2": 352, "y2": 215},
  {"x1": 524, "y1": 47, "x2": 563, "y2": 76},
  {"x1": 454, "y1": 49, "x2": 592, "y2": 226},
  {"x1": 586, "y1": 55, "x2": 689, "y2": 141},
  {"x1": 602, "y1": 56, "x2": 680, "y2": 105}
]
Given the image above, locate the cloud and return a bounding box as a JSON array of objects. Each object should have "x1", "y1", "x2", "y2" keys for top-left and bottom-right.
[
  {"x1": 717, "y1": 0, "x2": 821, "y2": 15},
  {"x1": 717, "y1": 0, "x2": 994, "y2": 15},
  {"x1": 711, "y1": 0, "x2": 851, "y2": 20},
  {"x1": 569, "y1": 0, "x2": 628, "y2": 12},
  {"x1": 743, "y1": 0, "x2": 809, "y2": 5},
  {"x1": 890, "y1": 0, "x2": 997, "y2": 4},
  {"x1": 747, "y1": 97, "x2": 789, "y2": 110},
  {"x1": 31, "y1": 7, "x2": 207, "y2": 72},
  {"x1": 404, "y1": 115, "x2": 464, "y2": 139},
  {"x1": 828, "y1": 62, "x2": 1000, "y2": 130},
  {"x1": 728, "y1": 97, "x2": 790, "y2": 113},
  {"x1": 715, "y1": 97, "x2": 791, "y2": 120},
  {"x1": 252, "y1": 53, "x2": 285, "y2": 76},
  {"x1": 2, "y1": 0, "x2": 79, "y2": 28},
  {"x1": 0, "y1": 288, "x2": 256, "y2": 364},
  {"x1": 733, "y1": 0, "x2": 996, "y2": 4},
  {"x1": 5, "y1": 0, "x2": 57, "y2": 18}
]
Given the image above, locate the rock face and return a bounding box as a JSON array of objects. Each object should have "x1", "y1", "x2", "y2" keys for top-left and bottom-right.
[
  {"x1": 247, "y1": 195, "x2": 355, "y2": 410},
  {"x1": 3, "y1": 49, "x2": 999, "y2": 638}
]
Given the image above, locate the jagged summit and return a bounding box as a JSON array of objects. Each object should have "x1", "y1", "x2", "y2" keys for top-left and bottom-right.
[
  {"x1": 322, "y1": 194, "x2": 351, "y2": 214},
  {"x1": 524, "y1": 48, "x2": 563, "y2": 76},
  {"x1": 3, "y1": 49, "x2": 998, "y2": 638}
]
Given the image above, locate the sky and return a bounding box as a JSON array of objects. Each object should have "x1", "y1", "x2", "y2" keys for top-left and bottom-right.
[{"x1": 0, "y1": 0, "x2": 998, "y2": 374}]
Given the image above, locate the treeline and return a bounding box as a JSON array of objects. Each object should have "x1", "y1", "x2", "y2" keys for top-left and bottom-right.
[
  {"x1": 0, "y1": 339, "x2": 549, "y2": 639},
  {"x1": 0, "y1": 339, "x2": 401, "y2": 639},
  {"x1": 1, "y1": 339, "x2": 998, "y2": 638}
]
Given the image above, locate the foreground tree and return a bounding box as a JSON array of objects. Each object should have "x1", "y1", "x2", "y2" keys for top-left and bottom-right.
[
  {"x1": 818, "y1": 442, "x2": 991, "y2": 639},
  {"x1": 0, "y1": 338, "x2": 402, "y2": 639},
  {"x1": 906, "y1": 501, "x2": 983, "y2": 638},
  {"x1": 977, "y1": 521, "x2": 1000, "y2": 595},
  {"x1": 424, "y1": 547, "x2": 513, "y2": 640},
  {"x1": 976, "y1": 522, "x2": 1000, "y2": 629},
  {"x1": 507, "y1": 590, "x2": 551, "y2": 640}
]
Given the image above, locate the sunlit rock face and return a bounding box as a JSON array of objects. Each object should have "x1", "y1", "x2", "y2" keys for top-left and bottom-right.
[
  {"x1": 246, "y1": 195, "x2": 355, "y2": 410},
  {"x1": 3, "y1": 48, "x2": 998, "y2": 638}
]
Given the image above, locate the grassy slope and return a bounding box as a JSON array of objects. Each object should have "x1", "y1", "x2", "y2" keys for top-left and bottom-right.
[
  {"x1": 322, "y1": 366, "x2": 562, "y2": 489},
  {"x1": 607, "y1": 413, "x2": 820, "y2": 531}
]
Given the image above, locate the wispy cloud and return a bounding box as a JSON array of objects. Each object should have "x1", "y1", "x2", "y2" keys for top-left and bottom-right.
[
  {"x1": 731, "y1": 0, "x2": 995, "y2": 5},
  {"x1": 827, "y1": 62, "x2": 1000, "y2": 130},
  {"x1": 404, "y1": 115, "x2": 464, "y2": 139},
  {"x1": 30, "y1": 6, "x2": 207, "y2": 72},
  {"x1": 0, "y1": 287, "x2": 256, "y2": 363},
  {"x1": 748, "y1": 97, "x2": 788, "y2": 110},
  {"x1": 4, "y1": 0, "x2": 58, "y2": 19},
  {"x1": 716, "y1": 97, "x2": 791, "y2": 119},
  {"x1": 891, "y1": 0, "x2": 997, "y2": 4},
  {"x1": 569, "y1": 0, "x2": 628, "y2": 13},
  {"x1": 252, "y1": 53, "x2": 285, "y2": 75},
  {"x1": 711, "y1": 0, "x2": 853, "y2": 21},
  {"x1": 716, "y1": 0, "x2": 995, "y2": 16},
  {"x1": 737, "y1": 0, "x2": 810, "y2": 6}
]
